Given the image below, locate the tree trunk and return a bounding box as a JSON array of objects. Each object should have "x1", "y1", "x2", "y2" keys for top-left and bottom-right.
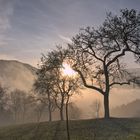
[
  {"x1": 104, "y1": 94, "x2": 110, "y2": 119},
  {"x1": 60, "y1": 96, "x2": 64, "y2": 121},
  {"x1": 22, "y1": 109, "x2": 25, "y2": 123},
  {"x1": 48, "y1": 93, "x2": 52, "y2": 122},
  {"x1": 14, "y1": 110, "x2": 17, "y2": 124},
  {"x1": 60, "y1": 106, "x2": 64, "y2": 121},
  {"x1": 66, "y1": 96, "x2": 70, "y2": 140},
  {"x1": 48, "y1": 111, "x2": 52, "y2": 122},
  {"x1": 48, "y1": 103, "x2": 52, "y2": 122}
]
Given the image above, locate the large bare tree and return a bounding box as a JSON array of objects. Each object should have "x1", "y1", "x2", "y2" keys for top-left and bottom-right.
[{"x1": 68, "y1": 9, "x2": 140, "y2": 119}]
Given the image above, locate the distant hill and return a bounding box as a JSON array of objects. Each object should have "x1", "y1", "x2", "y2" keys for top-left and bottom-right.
[
  {"x1": 0, "y1": 60, "x2": 139, "y2": 91},
  {"x1": 111, "y1": 99, "x2": 140, "y2": 117},
  {"x1": 0, "y1": 60, "x2": 37, "y2": 91}
]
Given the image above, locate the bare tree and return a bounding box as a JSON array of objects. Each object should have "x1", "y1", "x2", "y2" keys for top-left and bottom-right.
[
  {"x1": 39, "y1": 47, "x2": 79, "y2": 121},
  {"x1": 38, "y1": 47, "x2": 80, "y2": 140},
  {"x1": 0, "y1": 84, "x2": 11, "y2": 123},
  {"x1": 8, "y1": 89, "x2": 33, "y2": 124},
  {"x1": 33, "y1": 99, "x2": 46, "y2": 123},
  {"x1": 34, "y1": 69, "x2": 56, "y2": 122},
  {"x1": 0, "y1": 84, "x2": 7, "y2": 114},
  {"x1": 68, "y1": 9, "x2": 140, "y2": 118},
  {"x1": 9, "y1": 89, "x2": 23, "y2": 123},
  {"x1": 90, "y1": 100, "x2": 101, "y2": 119},
  {"x1": 20, "y1": 94, "x2": 34, "y2": 123},
  {"x1": 68, "y1": 102, "x2": 82, "y2": 120}
]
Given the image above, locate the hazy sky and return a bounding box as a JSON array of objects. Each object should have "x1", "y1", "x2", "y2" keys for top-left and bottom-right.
[{"x1": 0, "y1": 0, "x2": 140, "y2": 67}]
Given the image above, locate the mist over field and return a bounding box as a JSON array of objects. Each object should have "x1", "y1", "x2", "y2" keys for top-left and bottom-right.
[
  {"x1": 0, "y1": 60, "x2": 139, "y2": 122},
  {"x1": 0, "y1": 60, "x2": 36, "y2": 91}
]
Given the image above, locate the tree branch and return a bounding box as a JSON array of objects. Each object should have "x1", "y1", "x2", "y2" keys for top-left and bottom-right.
[
  {"x1": 109, "y1": 81, "x2": 131, "y2": 87},
  {"x1": 107, "y1": 48, "x2": 129, "y2": 66},
  {"x1": 104, "y1": 39, "x2": 121, "y2": 62},
  {"x1": 74, "y1": 69, "x2": 105, "y2": 95},
  {"x1": 109, "y1": 77, "x2": 140, "y2": 87}
]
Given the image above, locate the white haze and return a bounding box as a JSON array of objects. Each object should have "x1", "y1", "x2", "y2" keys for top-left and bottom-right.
[{"x1": 0, "y1": 60, "x2": 139, "y2": 119}]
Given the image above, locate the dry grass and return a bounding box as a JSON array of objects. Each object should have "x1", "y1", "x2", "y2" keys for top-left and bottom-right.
[{"x1": 0, "y1": 118, "x2": 140, "y2": 140}]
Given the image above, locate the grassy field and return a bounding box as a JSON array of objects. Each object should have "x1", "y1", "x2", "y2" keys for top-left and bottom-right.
[{"x1": 0, "y1": 118, "x2": 140, "y2": 140}]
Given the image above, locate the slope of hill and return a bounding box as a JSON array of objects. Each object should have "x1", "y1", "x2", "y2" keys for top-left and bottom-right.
[
  {"x1": 0, "y1": 118, "x2": 140, "y2": 140},
  {"x1": 111, "y1": 99, "x2": 140, "y2": 118},
  {"x1": 0, "y1": 60, "x2": 36, "y2": 91}
]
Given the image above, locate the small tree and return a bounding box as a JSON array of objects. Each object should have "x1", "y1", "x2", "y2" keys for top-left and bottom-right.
[
  {"x1": 9, "y1": 89, "x2": 24, "y2": 123},
  {"x1": 33, "y1": 99, "x2": 47, "y2": 122},
  {"x1": 90, "y1": 100, "x2": 101, "y2": 119},
  {"x1": 0, "y1": 84, "x2": 11, "y2": 123},
  {"x1": 20, "y1": 94, "x2": 34, "y2": 123},
  {"x1": 68, "y1": 102, "x2": 82, "y2": 120},
  {"x1": 34, "y1": 68, "x2": 56, "y2": 122},
  {"x1": 0, "y1": 84, "x2": 7, "y2": 114},
  {"x1": 8, "y1": 89, "x2": 33, "y2": 123},
  {"x1": 68, "y1": 9, "x2": 140, "y2": 118}
]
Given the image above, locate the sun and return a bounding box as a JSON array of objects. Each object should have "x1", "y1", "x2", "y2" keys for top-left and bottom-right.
[{"x1": 61, "y1": 63, "x2": 76, "y2": 77}]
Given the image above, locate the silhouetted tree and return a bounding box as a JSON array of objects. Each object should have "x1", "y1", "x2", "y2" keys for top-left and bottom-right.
[
  {"x1": 90, "y1": 100, "x2": 101, "y2": 118},
  {"x1": 20, "y1": 93, "x2": 34, "y2": 123},
  {"x1": 38, "y1": 47, "x2": 79, "y2": 140},
  {"x1": 0, "y1": 84, "x2": 7, "y2": 114},
  {"x1": 68, "y1": 102, "x2": 82, "y2": 120},
  {"x1": 9, "y1": 89, "x2": 24, "y2": 123},
  {"x1": 33, "y1": 99, "x2": 46, "y2": 122},
  {"x1": 0, "y1": 84, "x2": 11, "y2": 123},
  {"x1": 34, "y1": 69, "x2": 56, "y2": 122},
  {"x1": 68, "y1": 9, "x2": 140, "y2": 118},
  {"x1": 8, "y1": 89, "x2": 33, "y2": 123}
]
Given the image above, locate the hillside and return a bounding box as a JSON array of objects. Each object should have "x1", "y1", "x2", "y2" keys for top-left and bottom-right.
[
  {"x1": 0, "y1": 118, "x2": 140, "y2": 140},
  {"x1": 0, "y1": 60, "x2": 36, "y2": 91},
  {"x1": 111, "y1": 99, "x2": 140, "y2": 118}
]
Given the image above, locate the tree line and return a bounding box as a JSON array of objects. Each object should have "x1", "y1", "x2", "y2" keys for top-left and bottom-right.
[{"x1": 0, "y1": 84, "x2": 81, "y2": 125}]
